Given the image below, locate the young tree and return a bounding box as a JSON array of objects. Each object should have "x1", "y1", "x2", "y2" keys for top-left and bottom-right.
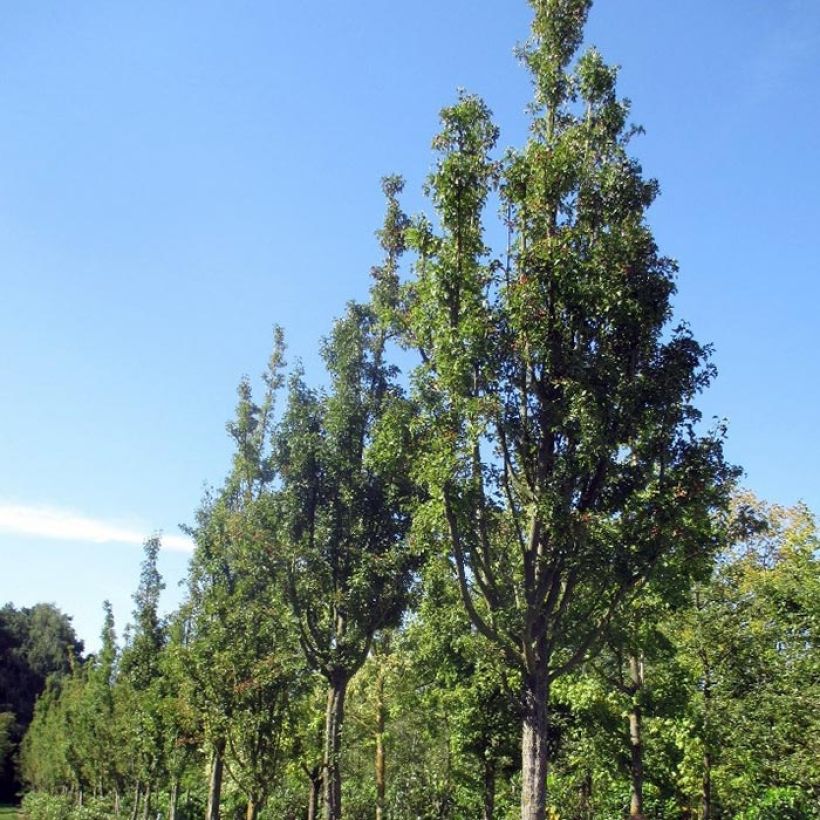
[
  {"x1": 118, "y1": 536, "x2": 167, "y2": 820},
  {"x1": 393, "y1": 2, "x2": 737, "y2": 817},
  {"x1": 78, "y1": 601, "x2": 121, "y2": 804},
  {"x1": 185, "y1": 331, "x2": 298, "y2": 820},
  {"x1": 270, "y1": 303, "x2": 417, "y2": 820}
]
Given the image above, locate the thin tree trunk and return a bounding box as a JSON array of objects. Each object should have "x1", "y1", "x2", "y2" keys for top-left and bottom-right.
[
  {"x1": 520, "y1": 670, "x2": 549, "y2": 820},
  {"x1": 141, "y1": 781, "x2": 151, "y2": 820},
  {"x1": 578, "y1": 770, "x2": 592, "y2": 820},
  {"x1": 307, "y1": 766, "x2": 322, "y2": 820},
  {"x1": 114, "y1": 787, "x2": 121, "y2": 816},
  {"x1": 245, "y1": 798, "x2": 258, "y2": 820},
  {"x1": 701, "y1": 652, "x2": 713, "y2": 820},
  {"x1": 130, "y1": 782, "x2": 141, "y2": 820},
  {"x1": 323, "y1": 671, "x2": 349, "y2": 820},
  {"x1": 375, "y1": 668, "x2": 386, "y2": 820},
  {"x1": 168, "y1": 777, "x2": 179, "y2": 820},
  {"x1": 482, "y1": 753, "x2": 496, "y2": 820},
  {"x1": 206, "y1": 738, "x2": 226, "y2": 820},
  {"x1": 702, "y1": 751, "x2": 712, "y2": 820},
  {"x1": 628, "y1": 653, "x2": 645, "y2": 820}
]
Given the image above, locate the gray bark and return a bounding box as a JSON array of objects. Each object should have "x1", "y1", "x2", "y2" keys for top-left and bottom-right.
[
  {"x1": 520, "y1": 671, "x2": 549, "y2": 820},
  {"x1": 628, "y1": 654, "x2": 645, "y2": 819},
  {"x1": 206, "y1": 738, "x2": 226, "y2": 820},
  {"x1": 323, "y1": 672, "x2": 348, "y2": 820}
]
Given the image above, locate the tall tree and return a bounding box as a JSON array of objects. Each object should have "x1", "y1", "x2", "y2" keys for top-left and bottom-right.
[
  {"x1": 393, "y1": 2, "x2": 737, "y2": 817},
  {"x1": 185, "y1": 330, "x2": 292, "y2": 820},
  {"x1": 270, "y1": 303, "x2": 417, "y2": 820}
]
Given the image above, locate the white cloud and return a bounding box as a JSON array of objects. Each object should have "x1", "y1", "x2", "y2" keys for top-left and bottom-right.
[{"x1": 0, "y1": 502, "x2": 194, "y2": 553}]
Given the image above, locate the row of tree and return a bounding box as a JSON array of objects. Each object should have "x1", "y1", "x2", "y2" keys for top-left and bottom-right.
[
  {"x1": 15, "y1": 494, "x2": 820, "y2": 819},
  {"x1": 10, "y1": 1, "x2": 820, "y2": 818}
]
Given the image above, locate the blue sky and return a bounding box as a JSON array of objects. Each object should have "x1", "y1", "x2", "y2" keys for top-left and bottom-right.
[{"x1": 1, "y1": 0, "x2": 818, "y2": 652}]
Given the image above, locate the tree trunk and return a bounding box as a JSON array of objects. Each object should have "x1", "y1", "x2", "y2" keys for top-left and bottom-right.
[
  {"x1": 701, "y1": 655, "x2": 713, "y2": 820},
  {"x1": 628, "y1": 654, "x2": 645, "y2": 820},
  {"x1": 141, "y1": 781, "x2": 151, "y2": 820},
  {"x1": 578, "y1": 770, "x2": 592, "y2": 820},
  {"x1": 702, "y1": 751, "x2": 712, "y2": 820},
  {"x1": 245, "y1": 798, "x2": 258, "y2": 820},
  {"x1": 323, "y1": 671, "x2": 349, "y2": 820},
  {"x1": 168, "y1": 777, "x2": 179, "y2": 820},
  {"x1": 129, "y1": 783, "x2": 141, "y2": 820},
  {"x1": 520, "y1": 670, "x2": 549, "y2": 820},
  {"x1": 206, "y1": 738, "x2": 226, "y2": 820},
  {"x1": 307, "y1": 766, "x2": 322, "y2": 820},
  {"x1": 482, "y1": 753, "x2": 496, "y2": 820},
  {"x1": 375, "y1": 668, "x2": 386, "y2": 820}
]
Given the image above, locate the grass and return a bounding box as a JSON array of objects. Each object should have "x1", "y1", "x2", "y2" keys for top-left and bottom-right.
[{"x1": 0, "y1": 806, "x2": 20, "y2": 818}]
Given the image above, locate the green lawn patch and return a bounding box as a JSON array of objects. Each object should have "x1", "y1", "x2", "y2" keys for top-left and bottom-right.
[{"x1": 0, "y1": 806, "x2": 20, "y2": 818}]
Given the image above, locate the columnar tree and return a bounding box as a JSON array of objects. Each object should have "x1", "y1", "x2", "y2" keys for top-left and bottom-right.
[
  {"x1": 270, "y1": 303, "x2": 416, "y2": 820},
  {"x1": 394, "y1": 2, "x2": 736, "y2": 817},
  {"x1": 185, "y1": 330, "x2": 299, "y2": 820},
  {"x1": 118, "y1": 537, "x2": 167, "y2": 820},
  {"x1": 79, "y1": 602, "x2": 121, "y2": 804}
]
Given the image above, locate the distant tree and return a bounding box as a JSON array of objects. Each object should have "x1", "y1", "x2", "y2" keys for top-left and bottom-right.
[
  {"x1": 118, "y1": 537, "x2": 167, "y2": 820},
  {"x1": 0, "y1": 713, "x2": 13, "y2": 781},
  {"x1": 0, "y1": 602, "x2": 83, "y2": 802}
]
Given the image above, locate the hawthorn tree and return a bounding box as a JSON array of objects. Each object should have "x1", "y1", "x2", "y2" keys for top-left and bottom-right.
[{"x1": 390, "y1": 1, "x2": 737, "y2": 817}]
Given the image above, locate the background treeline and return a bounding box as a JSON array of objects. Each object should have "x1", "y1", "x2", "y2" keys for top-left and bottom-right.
[{"x1": 6, "y1": 493, "x2": 820, "y2": 819}]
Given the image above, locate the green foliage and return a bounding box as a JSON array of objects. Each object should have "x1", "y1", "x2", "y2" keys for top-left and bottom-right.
[
  {"x1": 20, "y1": 794, "x2": 114, "y2": 820},
  {"x1": 272, "y1": 303, "x2": 418, "y2": 681},
  {"x1": 183, "y1": 337, "x2": 308, "y2": 817},
  {"x1": 20, "y1": 793, "x2": 72, "y2": 820},
  {"x1": 1, "y1": 604, "x2": 83, "y2": 801},
  {"x1": 673, "y1": 494, "x2": 820, "y2": 816},
  {"x1": 736, "y1": 787, "x2": 820, "y2": 820},
  {"x1": 0, "y1": 715, "x2": 14, "y2": 781}
]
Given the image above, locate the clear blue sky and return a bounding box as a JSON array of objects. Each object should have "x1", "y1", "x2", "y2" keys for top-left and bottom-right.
[{"x1": 1, "y1": 0, "x2": 818, "y2": 652}]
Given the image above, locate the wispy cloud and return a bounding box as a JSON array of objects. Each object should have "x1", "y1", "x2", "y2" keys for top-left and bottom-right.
[{"x1": 0, "y1": 502, "x2": 193, "y2": 553}]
